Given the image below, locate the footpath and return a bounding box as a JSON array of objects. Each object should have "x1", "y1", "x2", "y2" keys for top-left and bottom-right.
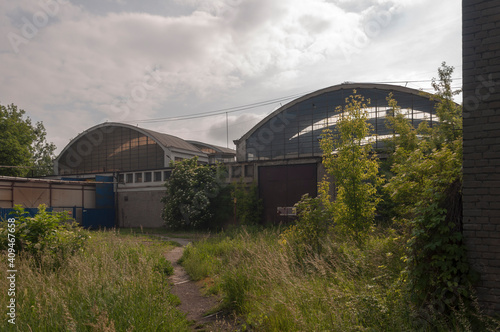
[{"x1": 160, "y1": 236, "x2": 236, "y2": 331}]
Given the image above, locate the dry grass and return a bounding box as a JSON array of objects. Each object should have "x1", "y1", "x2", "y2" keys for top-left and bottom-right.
[
  {"x1": 0, "y1": 230, "x2": 190, "y2": 331},
  {"x1": 181, "y1": 228, "x2": 500, "y2": 331}
]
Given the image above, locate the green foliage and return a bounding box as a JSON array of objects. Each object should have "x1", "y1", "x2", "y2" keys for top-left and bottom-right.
[
  {"x1": 232, "y1": 179, "x2": 263, "y2": 225},
  {"x1": 0, "y1": 204, "x2": 88, "y2": 266},
  {"x1": 0, "y1": 103, "x2": 56, "y2": 177},
  {"x1": 153, "y1": 256, "x2": 175, "y2": 276},
  {"x1": 280, "y1": 191, "x2": 331, "y2": 254},
  {"x1": 321, "y1": 92, "x2": 383, "y2": 243},
  {"x1": 0, "y1": 231, "x2": 190, "y2": 331},
  {"x1": 162, "y1": 157, "x2": 231, "y2": 230},
  {"x1": 384, "y1": 92, "x2": 420, "y2": 154},
  {"x1": 283, "y1": 92, "x2": 383, "y2": 253},
  {"x1": 430, "y1": 62, "x2": 463, "y2": 146},
  {"x1": 384, "y1": 63, "x2": 473, "y2": 312},
  {"x1": 180, "y1": 228, "x2": 500, "y2": 331}
]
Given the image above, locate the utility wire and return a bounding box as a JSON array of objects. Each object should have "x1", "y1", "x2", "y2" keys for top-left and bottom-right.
[
  {"x1": 119, "y1": 78, "x2": 462, "y2": 124},
  {"x1": 120, "y1": 91, "x2": 313, "y2": 124}
]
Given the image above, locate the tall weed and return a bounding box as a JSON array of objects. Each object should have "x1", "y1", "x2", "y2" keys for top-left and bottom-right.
[
  {"x1": 181, "y1": 228, "x2": 500, "y2": 331},
  {"x1": 0, "y1": 231, "x2": 189, "y2": 331}
]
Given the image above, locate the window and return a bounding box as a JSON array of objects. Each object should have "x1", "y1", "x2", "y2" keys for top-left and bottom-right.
[
  {"x1": 118, "y1": 174, "x2": 125, "y2": 183},
  {"x1": 245, "y1": 165, "x2": 254, "y2": 177},
  {"x1": 135, "y1": 172, "x2": 143, "y2": 183},
  {"x1": 164, "y1": 170, "x2": 172, "y2": 180},
  {"x1": 126, "y1": 173, "x2": 133, "y2": 183},
  {"x1": 144, "y1": 172, "x2": 152, "y2": 182},
  {"x1": 154, "y1": 171, "x2": 162, "y2": 182},
  {"x1": 232, "y1": 165, "x2": 243, "y2": 178}
]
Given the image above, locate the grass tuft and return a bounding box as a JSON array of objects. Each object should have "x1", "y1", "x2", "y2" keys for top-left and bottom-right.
[
  {"x1": 0, "y1": 231, "x2": 190, "y2": 331},
  {"x1": 180, "y1": 228, "x2": 500, "y2": 331}
]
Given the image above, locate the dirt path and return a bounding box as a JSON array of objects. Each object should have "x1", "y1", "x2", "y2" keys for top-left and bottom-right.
[{"x1": 162, "y1": 237, "x2": 236, "y2": 331}]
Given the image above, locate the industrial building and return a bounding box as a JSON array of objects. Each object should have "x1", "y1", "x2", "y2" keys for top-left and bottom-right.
[
  {"x1": 231, "y1": 83, "x2": 439, "y2": 222},
  {"x1": 1, "y1": 83, "x2": 439, "y2": 227}
]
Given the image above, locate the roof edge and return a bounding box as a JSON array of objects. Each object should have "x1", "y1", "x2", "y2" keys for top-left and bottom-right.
[{"x1": 235, "y1": 83, "x2": 434, "y2": 144}]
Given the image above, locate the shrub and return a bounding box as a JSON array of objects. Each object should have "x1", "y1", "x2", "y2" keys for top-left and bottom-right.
[
  {"x1": 279, "y1": 192, "x2": 330, "y2": 255},
  {"x1": 162, "y1": 157, "x2": 232, "y2": 230},
  {"x1": 0, "y1": 231, "x2": 189, "y2": 331},
  {"x1": 320, "y1": 92, "x2": 383, "y2": 243},
  {"x1": 0, "y1": 204, "x2": 88, "y2": 265},
  {"x1": 232, "y1": 179, "x2": 263, "y2": 225}
]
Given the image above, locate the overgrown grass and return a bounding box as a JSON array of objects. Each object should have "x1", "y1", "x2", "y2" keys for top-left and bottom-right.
[
  {"x1": 117, "y1": 227, "x2": 207, "y2": 242},
  {"x1": 180, "y1": 227, "x2": 500, "y2": 331},
  {"x1": 0, "y1": 230, "x2": 190, "y2": 331}
]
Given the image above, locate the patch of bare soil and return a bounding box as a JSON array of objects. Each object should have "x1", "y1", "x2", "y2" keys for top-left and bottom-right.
[{"x1": 164, "y1": 240, "x2": 239, "y2": 331}]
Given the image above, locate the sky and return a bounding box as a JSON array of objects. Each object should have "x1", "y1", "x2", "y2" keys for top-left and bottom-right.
[{"x1": 0, "y1": 0, "x2": 462, "y2": 154}]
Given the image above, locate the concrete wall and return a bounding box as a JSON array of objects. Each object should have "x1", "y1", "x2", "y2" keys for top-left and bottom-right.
[
  {"x1": 117, "y1": 187, "x2": 165, "y2": 228},
  {"x1": 462, "y1": 0, "x2": 500, "y2": 314}
]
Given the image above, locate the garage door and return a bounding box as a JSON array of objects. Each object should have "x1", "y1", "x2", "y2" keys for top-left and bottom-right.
[{"x1": 258, "y1": 163, "x2": 317, "y2": 224}]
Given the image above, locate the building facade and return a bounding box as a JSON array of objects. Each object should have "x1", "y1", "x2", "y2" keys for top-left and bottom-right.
[
  {"x1": 462, "y1": 0, "x2": 500, "y2": 314},
  {"x1": 233, "y1": 83, "x2": 440, "y2": 223}
]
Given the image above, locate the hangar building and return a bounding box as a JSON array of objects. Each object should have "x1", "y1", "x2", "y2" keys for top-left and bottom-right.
[{"x1": 231, "y1": 83, "x2": 439, "y2": 222}]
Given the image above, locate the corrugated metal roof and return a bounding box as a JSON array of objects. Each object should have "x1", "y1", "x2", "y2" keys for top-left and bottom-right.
[
  {"x1": 186, "y1": 140, "x2": 236, "y2": 155},
  {"x1": 140, "y1": 127, "x2": 201, "y2": 153}
]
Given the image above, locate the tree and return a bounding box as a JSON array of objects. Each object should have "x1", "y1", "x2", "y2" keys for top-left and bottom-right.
[
  {"x1": 384, "y1": 63, "x2": 472, "y2": 311},
  {"x1": 320, "y1": 92, "x2": 383, "y2": 243},
  {"x1": 0, "y1": 103, "x2": 56, "y2": 177},
  {"x1": 161, "y1": 157, "x2": 231, "y2": 229}
]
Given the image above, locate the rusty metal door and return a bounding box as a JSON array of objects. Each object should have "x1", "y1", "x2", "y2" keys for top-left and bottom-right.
[{"x1": 258, "y1": 163, "x2": 317, "y2": 224}]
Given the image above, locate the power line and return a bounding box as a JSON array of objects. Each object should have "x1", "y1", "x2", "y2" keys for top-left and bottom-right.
[
  {"x1": 120, "y1": 91, "x2": 313, "y2": 124},
  {"x1": 118, "y1": 78, "x2": 463, "y2": 124}
]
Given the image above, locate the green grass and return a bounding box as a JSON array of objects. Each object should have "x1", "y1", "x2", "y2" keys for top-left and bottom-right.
[
  {"x1": 117, "y1": 226, "x2": 205, "y2": 237},
  {"x1": 0, "y1": 230, "x2": 190, "y2": 331},
  {"x1": 180, "y1": 227, "x2": 500, "y2": 331}
]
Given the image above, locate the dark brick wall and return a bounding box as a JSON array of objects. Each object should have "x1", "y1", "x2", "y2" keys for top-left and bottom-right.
[{"x1": 463, "y1": 0, "x2": 500, "y2": 314}]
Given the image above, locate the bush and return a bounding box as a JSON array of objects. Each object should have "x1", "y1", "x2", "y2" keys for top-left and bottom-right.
[
  {"x1": 320, "y1": 92, "x2": 382, "y2": 243},
  {"x1": 162, "y1": 157, "x2": 232, "y2": 230},
  {"x1": 0, "y1": 231, "x2": 189, "y2": 331},
  {"x1": 180, "y1": 228, "x2": 500, "y2": 331},
  {"x1": 0, "y1": 204, "x2": 88, "y2": 265},
  {"x1": 232, "y1": 179, "x2": 263, "y2": 225},
  {"x1": 279, "y1": 193, "x2": 330, "y2": 255}
]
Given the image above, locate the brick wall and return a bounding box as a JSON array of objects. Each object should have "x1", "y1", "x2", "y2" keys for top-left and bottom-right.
[{"x1": 462, "y1": 0, "x2": 500, "y2": 314}]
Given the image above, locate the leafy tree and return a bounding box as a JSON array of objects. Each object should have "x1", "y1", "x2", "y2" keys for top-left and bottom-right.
[
  {"x1": 384, "y1": 93, "x2": 420, "y2": 154},
  {"x1": 0, "y1": 103, "x2": 56, "y2": 177},
  {"x1": 384, "y1": 63, "x2": 472, "y2": 311},
  {"x1": 320, "y1": 92, "x2": 383, "y2": 243},
  {"x1": 161, "y1": 157, "x2": 231, "y2": 229}
]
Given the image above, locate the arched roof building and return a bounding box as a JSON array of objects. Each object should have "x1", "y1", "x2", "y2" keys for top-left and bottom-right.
[
  {"x1": 234, "y1": 83, "x2": 439, "y2": 162},
  {"x1": 54, "y1": 122, "x2": 208, "y2": 175},
  {"x1": 186, "y1": 141, "x2": 236, "y2": 164}
]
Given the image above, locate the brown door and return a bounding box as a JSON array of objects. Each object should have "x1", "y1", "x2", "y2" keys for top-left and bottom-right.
[{"x1": 258, "y1": 163, "x2": 317, "y2": 224}]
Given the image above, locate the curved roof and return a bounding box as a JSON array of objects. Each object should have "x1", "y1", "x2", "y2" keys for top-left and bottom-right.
[
  {"x1": 57, "y1": 122, "x2": 201, "y2": 159},
  {"x1": 186, "y1": 140, "x2": 236, "y2": 155},
  {"x1": 235, "y1": 83, "x2": 433, "y2": 144},
  {"x1": 235, "y1": 82, "x2": 441, "y2": 161}
]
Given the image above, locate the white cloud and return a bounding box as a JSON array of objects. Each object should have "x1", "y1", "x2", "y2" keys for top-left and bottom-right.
[{"x1": 0, "y1": 0, "x2": 462, "y2": 153}]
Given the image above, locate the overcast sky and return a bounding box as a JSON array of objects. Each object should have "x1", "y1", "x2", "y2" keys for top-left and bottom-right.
[{"x1": 0, "y1": 0, "x2": 462, "y2": 153}]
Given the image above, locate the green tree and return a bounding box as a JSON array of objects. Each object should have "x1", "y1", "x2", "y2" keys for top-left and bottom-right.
[
  {"x1": 161, "y1": 157, "x2": 231, "y2": 229},
  {"x1": 384, "y1": 63, "x2": 472, "y2": 311},
  {"x1": 0, "y1": 103, "x2": 56, "y2": 177},
  {"x1": 321, "y1": 92, "x2": 383, "y2": 243}
]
